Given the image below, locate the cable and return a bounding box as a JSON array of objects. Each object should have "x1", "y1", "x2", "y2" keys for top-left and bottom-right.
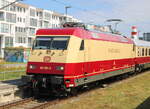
[
  {"x1": 0, "y1": 0, "x2": 24, "y2": 10},
  {"x1": 50, "y1": 0, "x2": 108, "y2": 19},
  {"x1": 51, "y1": 0, "x2": 67, "y2": 6}
]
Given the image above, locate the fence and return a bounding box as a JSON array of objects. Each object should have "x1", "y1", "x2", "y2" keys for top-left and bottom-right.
[{"x1": 0, "y1": 63, "x2": 26, "y2": 81}]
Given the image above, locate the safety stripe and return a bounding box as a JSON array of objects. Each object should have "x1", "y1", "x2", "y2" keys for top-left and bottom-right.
[{"x1": 64, "y1": 66, "x2": 134, "y2": 79}]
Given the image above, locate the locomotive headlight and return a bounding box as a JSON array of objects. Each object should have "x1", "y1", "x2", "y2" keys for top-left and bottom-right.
[
  {"x1": 65, "y1": 79, "x2": 70, "y2": 83},
  {"x1": 56, "y1": 66, "x2": 64, "y2": 70},
  {"x1": 29, "y1": 65, "x2": 36, "y2": 69}
]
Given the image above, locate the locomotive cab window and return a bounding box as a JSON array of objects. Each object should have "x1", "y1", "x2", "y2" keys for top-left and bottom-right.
[
  {"x1": 80, "y1": 40, "x2": 84, "y2": 50},
  {"x1": 33, "y1": 36, "x2": 70, "y2": 50}
]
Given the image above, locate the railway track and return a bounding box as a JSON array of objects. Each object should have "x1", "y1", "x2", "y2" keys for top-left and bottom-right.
[
  {"x1": 0, "y1": 97, "x2": 65, "y2": 109},
  {"x1": 0, "y1": 97, "x2": 46, "y2": 109},
  {"x1": 0, "y1": 70, "x2": 149, "y2": 109}
]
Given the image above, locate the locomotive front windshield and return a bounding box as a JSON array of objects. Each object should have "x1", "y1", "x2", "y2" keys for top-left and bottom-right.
[{"x1": 33, "y1": 36, "x2": 70, "y2": 50}]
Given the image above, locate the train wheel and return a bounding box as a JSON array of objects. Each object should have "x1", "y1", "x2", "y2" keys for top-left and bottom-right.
[
  {"x1": 33, "y1": 88, "x2": 39, "y2": 98},
  {"x1": 22, "y1": 85, "x2": 33, "y2": 98},
  {"x1": 70, "y1": 88, "x2": 78, "y2": 96},
  {"x1": 135, "y1": 65, "x2": 142, "y2": 73}
]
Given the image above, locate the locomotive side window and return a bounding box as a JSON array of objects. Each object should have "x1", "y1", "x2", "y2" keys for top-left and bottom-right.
[
  {"x1": 80, "y1": 40, "x2": 84, "y2": 50},
  {"x1": 33, "y1": 36, "x2": 70, "y2": 50},
  {"x1": 133, "y1": 44, "x2": 135, "y2": 51}
]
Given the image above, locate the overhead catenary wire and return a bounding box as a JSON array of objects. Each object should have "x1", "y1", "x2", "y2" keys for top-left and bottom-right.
[
  {"x1": 0, "y1": 0, "x2": 24, "y2": 10},
  {"x1": 50, "y1": 0, "x2": 108, "y2": 19}
]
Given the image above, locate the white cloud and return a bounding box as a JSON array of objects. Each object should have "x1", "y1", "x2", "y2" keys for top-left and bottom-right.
[{"x1": 73, "y1": 0, "x2": 150, "y2": 36}]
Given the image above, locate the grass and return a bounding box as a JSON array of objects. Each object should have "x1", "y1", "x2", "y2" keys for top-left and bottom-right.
[
  {"x1": 0, "y1": 61, "x2": 26, "y2": 65},
  {"x1": 0, "y1": 62, "x2": 26, "y2": 81},
  {"x1": 48, "y1": 71, "x2": 150, "y2": 109},
  {"x1": 0, "y1": 71, "x2": 26, "y2": 81}
]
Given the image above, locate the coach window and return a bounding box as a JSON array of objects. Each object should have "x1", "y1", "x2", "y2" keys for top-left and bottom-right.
[
  {"x1": 142, "y1": 48, "x2": 144, "y2": 56},
  {"x1": 146, "y1": 48, "x2": 148, "y2": 56},
  {"x1": 138, "y1": 48, "x2": 140, "y2": 56},
  {"x1": 149, "y1": 49, "x2": 150, "y2": 56},
  {"x1": 80, "y1": 40, "x2": 84, "y2": 50}
]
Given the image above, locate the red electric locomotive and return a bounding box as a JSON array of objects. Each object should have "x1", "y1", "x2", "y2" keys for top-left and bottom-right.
[{"x1": 22, "y1": 22, "x2": 150, "y2": 96}]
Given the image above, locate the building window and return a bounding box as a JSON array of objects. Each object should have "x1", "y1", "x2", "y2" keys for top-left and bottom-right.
[
  {"x1": 17, "y1": 37, "x2": 26, "y2": 43},
  {"x1": 23, "y1": 8, "x2": 26, "y2": 13},
  {"x1": 6, "y1": 12, "x2": 16, "y2": 23},
  {"x1": 30, "y1": 18, "x2": 37, "y2": 27},
  {"x1": 23, "y1": 18, "x2": 25, "y2": 23},
  {"x1": 2, "y1": 0, "x2": 9, "y2": 11},
  {"x1": 44, "y1": 21, "x2": 49, "y2": 28},
  {"x1": 17, "y1": 7, "x2": 21, "y2": 12},
  {"x1": 28, "y1": 37, "x2": 33, "y2": 47},
  {"x1": 29, "y1": 28, "x2": 35, "y2": 36},
  {"x1": 0, "y1": 23, "x2": 9, "y2": 33},
  {"x1": 30, "y1": 9, "x2": 35, "y2": 17},
  {"x1": 44, "y1": 12, "x2": 51, "y2": 20},
  {"x1": 10, "y1": 5, "x2": 16, "y2": 12},
  {"x1": 15, "y1": 26, "x2": 26, "y2": 33},
  {"x1": 0, "y1": 12, "x2": 4, "y2": 21},
  {"x1": 39, "y1": 21, "x2": 42, "y2": 27},
  {"x1": 5, "y1": 37, "x2": 13, "y2": 47},
  {"x1": 15, "y1": 27, "x2": 17, "y2": 32}
]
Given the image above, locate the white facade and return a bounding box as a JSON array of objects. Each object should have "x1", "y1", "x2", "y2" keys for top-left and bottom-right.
[{"x1": 0, "y1": 0, "x2": 80, "y2": 58}]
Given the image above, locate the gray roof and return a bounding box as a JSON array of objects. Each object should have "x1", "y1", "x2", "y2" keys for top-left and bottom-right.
[{"x1": 133, "y1": 39, "x2": 150, "y2": 47}]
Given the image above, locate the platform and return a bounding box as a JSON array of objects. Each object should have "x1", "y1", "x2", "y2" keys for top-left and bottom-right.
[{"x1": 0, "y1": 79, "x2": 24, "y2": 103}]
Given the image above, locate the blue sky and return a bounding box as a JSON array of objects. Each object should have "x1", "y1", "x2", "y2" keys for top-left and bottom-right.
[{"x1": 22, "y1": 0, "x2": 150, "y2": 37}]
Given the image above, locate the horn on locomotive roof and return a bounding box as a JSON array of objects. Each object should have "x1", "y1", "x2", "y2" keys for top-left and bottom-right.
[{"x1": 62, "y1": 22, "x2": 86, "y2": 29}]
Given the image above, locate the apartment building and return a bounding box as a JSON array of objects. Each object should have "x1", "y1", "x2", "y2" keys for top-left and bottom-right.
[
  {"x1": 143, "y1": 33, "x2": 150, "y2": 41},
  {"x1": 0, "y1": 0, "x2": 80, "y2": 58}
]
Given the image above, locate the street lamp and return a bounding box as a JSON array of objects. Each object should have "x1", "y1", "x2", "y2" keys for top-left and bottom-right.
[{"x1": 65, "y1": 6, "x2": 71, "y2": 22}]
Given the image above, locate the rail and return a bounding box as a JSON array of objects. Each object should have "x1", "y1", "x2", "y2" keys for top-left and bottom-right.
[
  {"x1": 0, "y1": 98, "x2": 34, "y2": 109},
  {"x1": 30, "y1": 99, "x2": 59, "y2": 109},
  {"x1": 0, "y1": 97, "x2": 61, "y2": 109}
]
